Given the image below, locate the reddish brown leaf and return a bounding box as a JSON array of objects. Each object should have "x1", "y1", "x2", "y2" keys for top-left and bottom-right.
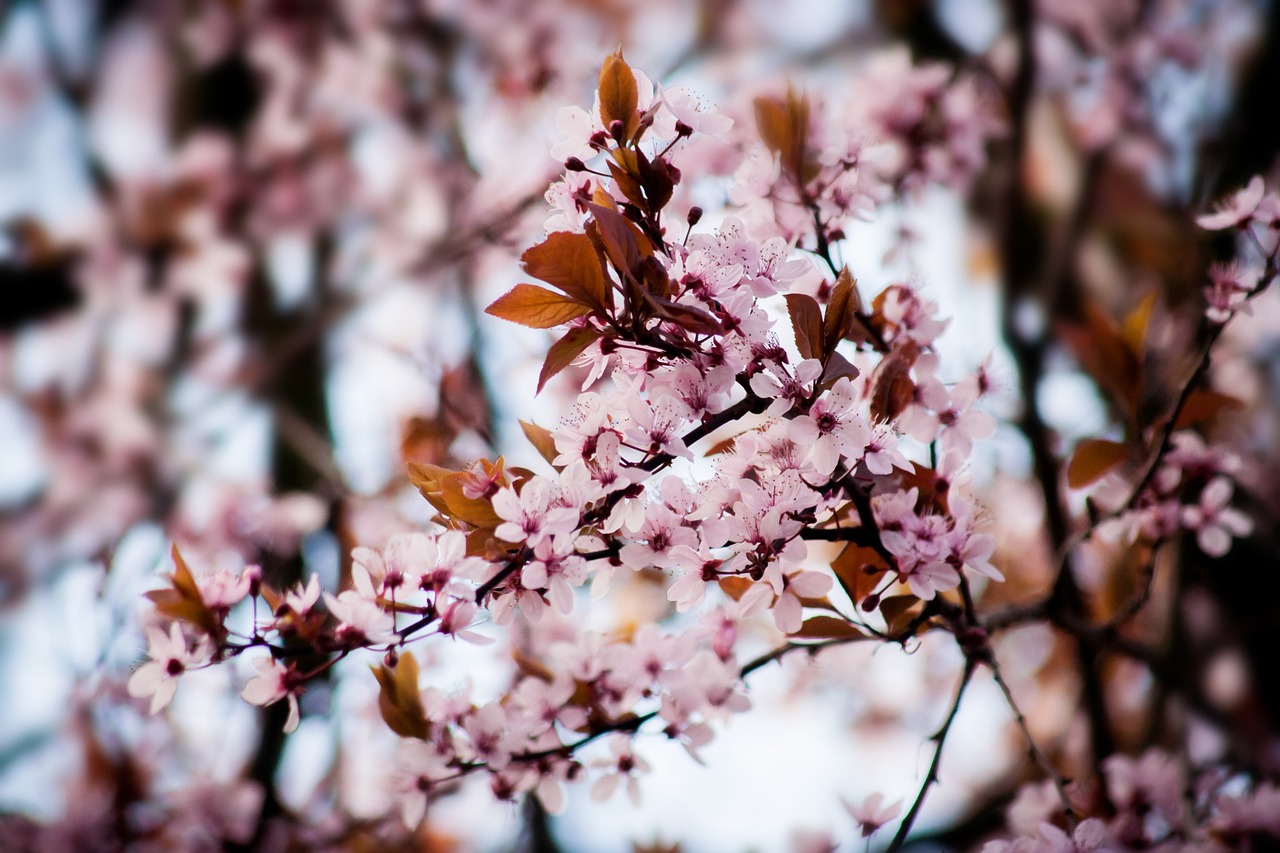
[
  {"x1": 512, "y1": 649, "x2": 555, "y2": 683},
  {"x1": 880, "y1": 594, "x2": 922, "y2": 636},
  {"x1": 822, "y1": 267, "x2": 863, "y2": 356},
  {"x1": 718, "y1": 576, "x2": 753, "y2": 601},
  {"x1": 897, "y1": 462, "x2": 950, "y2": 514},
  {"x1": 635, "y1": 150, "x2": 675, "y2": 211},
  {"x1": 831, "y1": 542, "x2": 888, "y2": 606},
  {"x1": 789, "y1": 616, "x2": 867, "y2": 640},
  {"x1": 589, "y1": 202, "x2": 651, "y2": 278},
  {"x1": 406, "y1": 462, "x2": 453, "y2": 517},
  {"x1": 519, "y1": 420, "x2": 560, "y2": 467},
  {"x1": 441, "y1": 475, "x2": 503, "y2": 528},
  {"x1": 1060, "y1": 301, "x2": 1143, "y2": 417},
  {"x1": 372, "y1": 651, "x2": 429, "y2": 739},
  {"x1": 754, "y1": 87, "x2": 814, "y2": 183},
  {"x1": 1173, "y1": 390, "x2": 1245, "y2": 429},
  {"x1": 797, "y1": 595, "x2": 841, "y2": 613},
  {"x1": 521, "y1": 232, "x2": 611, "y2": 312},
  {"x1": 1066, "y1": 438, "x2": 1129, "y2": 489},
  {"x1": 538, "y1": 326, "x2": 601, "y2": 394},
  {"x1": 598, "y1": 50, "x2": 639, "y2": 136},
  {"x1": 146, "y1": 545, "x2": 220, "y2": 636},
  {"x1": 869, "y1": 340, "x2": 920, "y2": 423},
  {"x1": 785, "y1": 293, "x2": 825, "y2": 361},
  {"x1": 486, "y1": 284, "x2": 591, "y2": 329},
  {"x1": 607, "y1": 155, "x2": 646, "y2": 206},
  {"x1": 1121, "y1": 291, "x2": 1157, "y2": 356},
  {"x1": 169, "y1": 545, "x2": 201, "y2": 601},
  {"x1": 819, "y1": 352, "x2": 859, "y2": 388}
]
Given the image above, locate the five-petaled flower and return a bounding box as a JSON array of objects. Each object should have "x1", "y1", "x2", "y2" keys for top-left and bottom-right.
[
  {"x1": 241, "y1": 657, "x2": 303, "y2": 733},
  {"x1": 128, "y1": 623, "x2": 212, "y2": 714}
]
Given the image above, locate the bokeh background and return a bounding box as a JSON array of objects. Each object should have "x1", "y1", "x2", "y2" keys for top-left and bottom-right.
[{"x1": 2, "y1": 0, "x2": 1279, "y2": 850}]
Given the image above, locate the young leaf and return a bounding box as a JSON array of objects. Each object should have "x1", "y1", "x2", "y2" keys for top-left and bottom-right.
[
  {"x1": 869, "y1": 340, "x2": 920, "y2": 423},
  {"x1": 538, "y1": 326, "x2": 601, "y2": 394},
  {"x1": 718, "y1": 576, "x2": 753, "y2": 601},
  {"x1": 406, "y1": 462, "x2": 454, "y2": 517},
  {"x1": 589, "y1": 202, "x2": 651, "y2": 277},
  {"x1": 372, "y1": 651, "x2": 429, "y2": 739},
  {"x1": 144, "y1": 545, "x2": 219, "y2": 636},
  {"x1": 822, "y1": 267, "x2": 863, "y2": 355},
  {"x1": 521, "y1": 232, "x2": 611, "y2": 312},
  {"x1": 785, "y1": 293, "x2": 825, "y2": 362},
  {"x1": 606, "y1": 160, "x2": 646, "y2": 211},
  {"x1": 635, "y1": 150, "x2": 675, "y2": 212},
  {"x1": 598, "y1": 50, "x2": 638, "y2": 137},
  {"x1": 1066, "y1": 438, "x2": 1128, "y2": 489},
  {"x1": 486, "y1": 284, "x2": 591, "y2": 328},
  {"x1": 1059, "y1": 301, "x2": 1143, "y2": 417},
  {"x1": 519, "y1": 420, "x2": 560, "y2": 467},
  {"x1": 818, "y1": 351, "x2": 859, "y2": 388},
  {"x1": 1173, "y1": 390, "x2": 1245, "y2": 429},
  {"x1": 440, "y1": 474, "x2": 503, "y2": 528},
  {"x1": 512, "y1": 648, "x2": 556, "y2": 683},
  {"x1": 898, "y1": 462, "x2": 950, "y2": 514},
  {"x1": 831, "y1": 542, "x2": 888, "y2": 606},
  {"x1": 879, "y1": 594, "x2": 922, "y2": 636},
  {"x1": 790, "y1": 616, "x2": 866, "y2": 640},
  {"x1": 1121, "y1": 291, "x2": 1157, "y2": 356},
  {"x1": 754, "y1": 87, "x2": 812, "y2": 183}
]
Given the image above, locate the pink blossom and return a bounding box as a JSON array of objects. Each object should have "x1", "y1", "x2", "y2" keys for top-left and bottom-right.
[
  {"x1": 789, "y1": 376, "x2": 871, "y2": 476},
  {"x1": 843, "y1": 792, "x2": 902, "y2": 837},
  {"x1": 863, "y1": 425, "x2": 909, "y2": 475},
  {"x1": 241, "y1": 657, "x2": 302, "y2": 733},
  {"x1": 521, "y1": 533, "x2": 587, "y2": 615},
  {"x1": 1181, "y1": 477, "x2": 1253, "y2": 557},
  {"x1": 492, "y1": 478, "x2": 580, "y2": 548},
  {"x1": 769, "y1": 569, "x2": 833, "y2": 634},
  {"x1": 436, "y1": 598, "x2": 492, "y2": 645},
  {"x1": 195, "y1": 564, "x2": 258, "y2": 612},
  {"x1": 749, "y1": 359, "x2": 823, "y2": 416},
  {"x1": 1196, "y1": 175, "x2": 1265, "y2": 230},
  {"x1": 1203, "y1": 261, "x2": 1256, "y2": 324},
  {"x1": 394, "y1": 740, "x2": 455, "y2": 828},
  {"x1": 127, "y1": 623, "x2": 212, "y2": 714},
  {"x1": 281, "y1": 574, "x2": 321, "y2": 617},
  {"x1": 590, "y1": 735, "x2": 651, "y2": 806},
  {"x1": 461, "y1": 703, "x2": 515, "y2": 771},
  {"x1": 323, "y1": 589, "x2": 397, "y2": 646},
  {"x1": 618, "y1": 501, "x2": 699, "y2": 572},
  {"x1": 656, "y1": 86, "x2": 733, "y2": 138},
  {"x1": 1213, "y1": 783, "x2": 1280, "y2": 838}
]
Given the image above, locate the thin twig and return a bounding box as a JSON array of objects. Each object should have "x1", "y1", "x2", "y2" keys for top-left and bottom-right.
[
  {"x1": 887, "y1": 658, "x2": 977, "y2": 852},
  {"x1": 986, "y1": 654, "x2": 1077, "y2": 826}
]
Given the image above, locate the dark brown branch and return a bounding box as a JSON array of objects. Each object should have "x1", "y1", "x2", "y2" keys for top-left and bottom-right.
[
  {"x1": 799, "y1": 526, "x2": 879, "y2": 545},
  {"x1": 887, "y1": 658, "x2": 977, "y2": 852}
]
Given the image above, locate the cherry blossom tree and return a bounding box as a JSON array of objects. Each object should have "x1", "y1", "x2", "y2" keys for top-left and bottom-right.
[{"x1": 2, "y1": 1, "x2": 1279, "y2": 851}]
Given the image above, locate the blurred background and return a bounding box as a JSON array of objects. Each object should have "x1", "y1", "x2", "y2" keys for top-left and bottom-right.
[{"x1": 1, "y1": 0, "x2": 1279, "y2": 850}]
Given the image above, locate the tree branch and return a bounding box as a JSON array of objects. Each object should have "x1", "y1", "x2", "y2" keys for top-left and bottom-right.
[{"x1": 887, "y1": 658, "x2": 977, "y2": 851}]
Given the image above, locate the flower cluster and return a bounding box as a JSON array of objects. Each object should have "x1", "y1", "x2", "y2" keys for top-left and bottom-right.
[
  {"x1": 121, "y1": 51, "x2": 1268, "y2": 847},
  {"x1": 125, "y1": 52, "x2": 1020, "y2": 826},
  {"x1": 730, "y1": 54, "x2": 1001, "y2": 248},
  {"x1": 985, "y1": 749, "x2": 1280, "y2": 852}
]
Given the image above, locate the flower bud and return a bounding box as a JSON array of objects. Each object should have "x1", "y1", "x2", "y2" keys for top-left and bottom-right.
[
  {"x1": 687, "y1": 206, "x2": 703, "y2": 227},
  {"x1": 564, "y1": 157, "x2": 587, "y2": 172}
]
